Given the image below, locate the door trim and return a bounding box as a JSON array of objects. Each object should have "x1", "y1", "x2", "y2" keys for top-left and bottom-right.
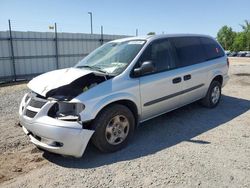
[{"x1": 144, "y1": 84, "x2": 204, "y2": 106}]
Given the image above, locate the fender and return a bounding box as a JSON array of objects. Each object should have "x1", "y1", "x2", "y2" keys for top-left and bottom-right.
[
  {"x1": 211, "y1": 69, "x2": 223, "y2": 80},
  {"x1": 79, "y1": 92, "x2": 140, "y2": 122}
]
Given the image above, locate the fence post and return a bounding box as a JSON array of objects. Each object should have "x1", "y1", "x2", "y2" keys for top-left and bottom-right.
[
  {"x1": 100, "y1": 25, "x2": 104, "y2": 45},
  {"x1": 8, "y1": 19, "x2": 16, "y2": 81},
  {"x1": 54, "y1": 22, "x2": 59, "y2": 69}
]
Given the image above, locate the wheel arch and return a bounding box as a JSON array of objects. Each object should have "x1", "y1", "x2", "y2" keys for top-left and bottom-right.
[
  {"x1": 95, "y1": 99, "x2": 139, "y2": 127},
  {"x1": 211, "y1": 75, "x2": 223, "y2": 85}
]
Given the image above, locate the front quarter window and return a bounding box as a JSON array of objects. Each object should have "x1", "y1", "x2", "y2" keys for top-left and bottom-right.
[{"x1": 75, "y1": 40, "x2": 145, "y2": 75}]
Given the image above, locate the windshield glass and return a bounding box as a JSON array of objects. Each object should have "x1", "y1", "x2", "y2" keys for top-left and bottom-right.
[{"x1": 75, "y1": 40, "x2": 145, "y2": 75}]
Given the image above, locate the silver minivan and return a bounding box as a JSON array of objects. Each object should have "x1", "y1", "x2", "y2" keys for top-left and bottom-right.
[{"x1": 19, "y1": 34, "x2": 229, "y2": 157}]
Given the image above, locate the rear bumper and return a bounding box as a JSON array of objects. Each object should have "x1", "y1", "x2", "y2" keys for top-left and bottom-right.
[{"x1": 19, "y1": 93, "x2": 94, "y2": 157}]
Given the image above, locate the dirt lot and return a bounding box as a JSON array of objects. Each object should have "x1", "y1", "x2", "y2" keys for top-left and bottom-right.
[{"x1": 0, "y1": 58, "x2": 249, "y2": 187}]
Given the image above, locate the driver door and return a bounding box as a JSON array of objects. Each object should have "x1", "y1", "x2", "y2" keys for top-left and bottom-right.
[{"x1": 137, "y1": 39, "x2": 186, "y2": 121}]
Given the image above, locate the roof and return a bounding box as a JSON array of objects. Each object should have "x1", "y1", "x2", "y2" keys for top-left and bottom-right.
[
  {"x1": 111, "y1": 35, "x2": 152, "y2": 43},
  {"x1": 111, "y1": 33, "x2": 214, "y2": 43}
]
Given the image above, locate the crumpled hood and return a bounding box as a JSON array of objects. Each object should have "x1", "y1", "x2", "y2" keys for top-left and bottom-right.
[{"x1": 28, "y1": 68, "x2": 93, "y2": 97}]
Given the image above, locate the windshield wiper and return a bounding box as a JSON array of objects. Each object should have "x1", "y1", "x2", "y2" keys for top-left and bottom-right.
[
  {"x1": 77, "y1": 65, "x2": 109, "y2": 75},
  {"x1": 77, "y1": 65, "x2": 93, "y2": 69}
]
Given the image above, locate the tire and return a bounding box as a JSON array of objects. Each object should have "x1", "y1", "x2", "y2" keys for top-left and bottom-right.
[
  {"x1": 91, "y1": 104, "x2": 135, "y2": 152},
  {"x1": 201, "y1": 80, "x2": 222, "y2": 108}
]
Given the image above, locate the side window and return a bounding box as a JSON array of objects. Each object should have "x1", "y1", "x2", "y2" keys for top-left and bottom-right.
[
  {"x1": 138, "y1": 39, "x2": 176, "y2": 72},
  {"x1": 200, "y1": 37, "x2": 225, "y2": 60},
  {"x1": 169, "y1": 37, "x2": 206, "y2": 67}
]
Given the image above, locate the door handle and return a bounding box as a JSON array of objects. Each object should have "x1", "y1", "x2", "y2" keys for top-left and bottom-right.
[
  {"x1": 183, "y1": 74, "x2": 191, "y2": 81},
  {"x1": 172, "y1": 77, "x2": 182, "y2": 84}
]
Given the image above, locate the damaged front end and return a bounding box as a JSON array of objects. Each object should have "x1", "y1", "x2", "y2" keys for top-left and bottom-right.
[
  {"x1": 45, "y1": 71, "x2": 109, "y2": 101},
  {"x1": 48, "y1": 102, "x2": 85, "y2": 122},
  {"x1": 43, "y1": 71, "x2": 110, "y2": 123},
  {"x1": 18, "y1": 68, "x2": 111, "y2": 157}
]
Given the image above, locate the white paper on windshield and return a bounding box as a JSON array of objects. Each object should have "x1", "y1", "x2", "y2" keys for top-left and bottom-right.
[{"x1": 128, "y1": 41, "x2": 145, "y2": 45}]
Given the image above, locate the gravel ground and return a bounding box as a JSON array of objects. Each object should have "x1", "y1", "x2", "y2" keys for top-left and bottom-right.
[
  {"x1": 0, "y1": 58, "x2": 250, "y2": 187},
  {"x1": 0, "y1": 83, "x2": 47, "y2": 183}
]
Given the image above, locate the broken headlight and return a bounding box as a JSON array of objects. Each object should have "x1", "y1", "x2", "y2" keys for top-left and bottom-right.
[{"x1": 48, "y1": 102, "x2": 85, "y2": 121}]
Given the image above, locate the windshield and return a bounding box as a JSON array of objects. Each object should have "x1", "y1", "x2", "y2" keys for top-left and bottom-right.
[{"x1": 75, "y1": 40, "x2": 145, "y2": 75}]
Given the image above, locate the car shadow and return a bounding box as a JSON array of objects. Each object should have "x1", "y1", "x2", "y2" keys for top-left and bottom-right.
[{"x1": 43, "y1": 95, "x2": 250, "y2": 168}]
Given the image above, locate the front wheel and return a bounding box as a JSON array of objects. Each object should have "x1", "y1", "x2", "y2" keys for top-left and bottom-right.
[
  {"x1": 201, "y1": 80, "x2": 222, "y2": 108},
  {"x1": 91, "y1": 104, "x2": 135, "y2": 152}
]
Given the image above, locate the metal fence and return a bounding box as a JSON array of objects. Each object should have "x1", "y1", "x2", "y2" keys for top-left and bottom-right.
[{"x1": 0, "y1": 25, "x2": 129, "y2": 83}]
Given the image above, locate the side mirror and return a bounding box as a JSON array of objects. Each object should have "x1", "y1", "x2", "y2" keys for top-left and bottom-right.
[{"x1": 133, "y1": 61, "x2": 154, "y2": 77}]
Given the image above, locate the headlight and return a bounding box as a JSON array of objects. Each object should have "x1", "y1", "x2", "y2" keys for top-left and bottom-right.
[{"x1": 48, "y1": 102, "x2": 85, "y2": 121}]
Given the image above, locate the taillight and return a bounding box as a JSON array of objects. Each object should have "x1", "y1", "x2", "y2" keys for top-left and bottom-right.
[{"x1": 227, "y1": 58, "x2": 229, "y2": 67}]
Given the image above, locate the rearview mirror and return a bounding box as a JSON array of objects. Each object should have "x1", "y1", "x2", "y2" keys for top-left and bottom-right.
[{"x1": 133, "y1": 61, "x2": 154, "y2": 77}]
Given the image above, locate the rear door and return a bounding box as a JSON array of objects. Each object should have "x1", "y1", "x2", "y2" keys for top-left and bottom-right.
[
  {"x1": 137, "y1": 39, "x2": 186, "y2": 120},
  {"x1": 169, "y1": 37, "x2": 208, "y2": 104}
]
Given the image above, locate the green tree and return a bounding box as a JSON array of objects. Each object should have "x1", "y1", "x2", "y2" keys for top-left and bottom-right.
[
  {"x1": 240, "y1": 20, "x2": 250, "y2": 32},
  {"x1": 240, "y1": 20, "x2": 250, "y2": 51},
  {"x1": 147, "y1": 32, "x2": 155, "y2": 35},
  {"x1": 232, "y1": 32, "x2": 247, "y2": 51},
  {"x1": 217, "y1": 26, "x2": 236, "y2": 51}
]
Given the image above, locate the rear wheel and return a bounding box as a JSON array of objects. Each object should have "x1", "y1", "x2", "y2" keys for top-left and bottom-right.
[
  {"x1": 201, "y1": 80, "x2": 222, "y2": 108},
  {"x1": 91, "y1": 104, "x2": 135, "y2": 152}
]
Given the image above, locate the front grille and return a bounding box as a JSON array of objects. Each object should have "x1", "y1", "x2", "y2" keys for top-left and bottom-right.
[
  {"x1": 29, "y1": 98, "x2": 47, "y2": 108},
  {"x1": 23, "y1": 93, "x2": 48, "y2": 119},
  {"x1": 25, "y1": 109, "x2": 37, "y2": 118}
]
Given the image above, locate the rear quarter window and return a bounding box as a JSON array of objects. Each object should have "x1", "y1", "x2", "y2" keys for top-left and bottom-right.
[{"x1": 200, "y1": 37, "x2": 225, "y2": 60}]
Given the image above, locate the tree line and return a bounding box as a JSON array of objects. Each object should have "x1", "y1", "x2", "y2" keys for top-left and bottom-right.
[{"x1": 217, "y1": 20, "x2": 250, "y2": 51}]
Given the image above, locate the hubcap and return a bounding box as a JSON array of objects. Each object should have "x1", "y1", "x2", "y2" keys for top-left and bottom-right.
[
  {"x1": 211, "y1": 86, "x2": 220, "y2": 104},
  {"x1": 105, "y1": 115, "x2": 130, "y2": 145}
]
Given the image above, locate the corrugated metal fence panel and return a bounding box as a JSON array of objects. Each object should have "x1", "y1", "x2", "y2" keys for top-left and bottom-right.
[
  {"x1": 0, "y1": 32, "x2": 13, "y2": 79},
  {"x1": 0, "y1": 31, "x2": 130, "y2": 83},
  {"x1": 13, "y1": 31, "x2": 56, "y2": 76},
  {"x1": 57, "y1": 33, "x2": 102, "y2": 69},
  {"x1": 59, "y1": 56, "x2": 83, "y2": 69}
]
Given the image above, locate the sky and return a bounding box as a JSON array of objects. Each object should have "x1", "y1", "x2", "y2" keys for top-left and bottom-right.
[{"x1": 0, "y1": 0, "x2": 249, "y2": 37}]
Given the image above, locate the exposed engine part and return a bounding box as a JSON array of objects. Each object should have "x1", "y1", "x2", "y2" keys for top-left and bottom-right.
[
  {"x1": 48, "y1": 102, "x2": 85, "y2": 122},
  {"x1": 46, "y1": 73, "x2": 110, "y2": 101}
]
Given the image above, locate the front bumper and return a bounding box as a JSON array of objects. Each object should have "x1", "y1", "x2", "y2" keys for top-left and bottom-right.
[{"x1": 19, "y1": 93, "x2": 94, "y2": 157}]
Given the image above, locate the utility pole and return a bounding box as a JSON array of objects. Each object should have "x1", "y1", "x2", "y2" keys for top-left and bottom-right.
[
  {"x1": 8, "y1": 19, "x2": 16, "y2": 81},
  {"x1": 54, "y1": 22, "x2": 59, "y2": 69},
  {"x1": 136, "y1": 29, "x2": 138, "y2": 36},
  {"x1": 88, "y1": 12, "x2": 93, "y2": 34},
  {"x1": 100, "y1": 25, "x2": 104, "y2": 45}
]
